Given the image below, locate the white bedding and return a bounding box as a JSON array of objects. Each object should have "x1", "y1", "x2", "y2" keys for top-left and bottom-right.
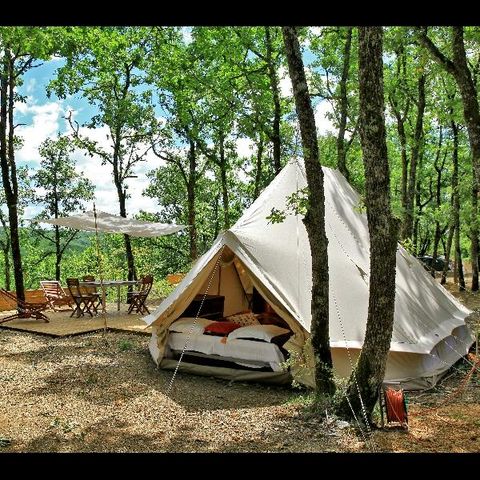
[{"x1": 167, "y1": 332, "x2": 286, "y2": 372}]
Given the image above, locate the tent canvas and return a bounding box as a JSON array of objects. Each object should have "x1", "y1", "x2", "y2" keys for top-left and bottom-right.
[
  {"x1": 143, "y1": 159, "x2": 475, "y2": 389},
  {"x1": 39, "y1": 210, "x2": 186, "y2": 237}
]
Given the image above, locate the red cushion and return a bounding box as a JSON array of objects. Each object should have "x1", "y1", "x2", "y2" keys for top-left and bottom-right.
[{"x1": 204, "y1": 321, "x2": 241, "y2": 335}]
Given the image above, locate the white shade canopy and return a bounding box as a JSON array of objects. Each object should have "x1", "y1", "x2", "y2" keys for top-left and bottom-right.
[{"x1": 39, "y1": 210, "x2": 186, "y2": 237}]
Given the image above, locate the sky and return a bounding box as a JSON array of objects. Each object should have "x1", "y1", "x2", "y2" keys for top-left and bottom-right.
[{"x1": 12, "y1": 36, "x2": 336, "y2": 221}]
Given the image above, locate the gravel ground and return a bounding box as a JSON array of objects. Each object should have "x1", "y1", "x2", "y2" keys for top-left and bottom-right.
[
  {"x1": 0, "y1": 280, "x2": 478, "y2": 453},
  {"x1": 0, "y1": 330, "x2": 363, "y2": 453}
]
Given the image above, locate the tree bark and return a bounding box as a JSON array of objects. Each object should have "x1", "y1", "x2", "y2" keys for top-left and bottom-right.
[
  {"x1": 441, "y1": 224, "x2": 454, "y2": 285},
  {"x1": 389, "y1": 48, "x2": 410, "y2": 222},
  {"x1": 55, "y1": 225, "x2": 62, "y2": 281},
  {"x1": 187, "y1": 140, "x2": 198, "y2": 261},
  {"x1": 1, "y1": 238, "x2": 11, "y2": 291},
  {"x1": 0, "y1": 51, "x2": 25, "y2": 304},
  {"x1": 402, "y1": 74, "x2": 426, "y2": 243},
  {"x1": 456, "y1": 216, "x2": 466, "y2": 291},
  {"x1": 115, "y1": 178, "x2": 137, "y2": 282},
  {"x1": 218, "y1": 134, "x2": 230, "y2": 230},
  {"x1": 254, "y1": 132, "x2": 265, "y2": 199},
  {"x1": 470, "y1": 166, "x2": 479, "y2": 291},
  {"x1": 265, "y1": 27, "x2": 282, "y2": 176},
  {"x1": 52, "y1": 179, "x2": 62, "y2": 281},
  {"x1": 336, "y1": 27, "x2": 353, "y2": 181},
  {"x1": 337, "y1": 27, "x2": 398, "y2": 423},
  {"x1": 0, "y1": 214, "x2": 11, "y2": 290},
  {"x1": 282, "y1": 26, "x2": 335, "y2": 396},
  {"x1": 431, "y1": 128, "x2": 445, "y2": 277}
]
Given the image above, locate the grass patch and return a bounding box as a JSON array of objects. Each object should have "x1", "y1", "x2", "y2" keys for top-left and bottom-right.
[{"x1": 118, "y1": 339, "x2": 134, "y2": 352}]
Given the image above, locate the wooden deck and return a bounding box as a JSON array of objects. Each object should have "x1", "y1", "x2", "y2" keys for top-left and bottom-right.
[{"x1": 0, "y1": 302, "x2": 155, "y2": 337}]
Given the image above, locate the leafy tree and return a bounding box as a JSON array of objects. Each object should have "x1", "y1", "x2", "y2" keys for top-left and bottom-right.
[
  {"x1": 32, "y1": 135, "x2": 94, "y2": 281},
  {"x1": 417, "y1": 26, "x2": 480, "y2": 291},
  {"x1": 336, "y1": 26, "x2": 398, "y2": 423},
  {"x1": 282, "y1": 26, "x2": 335, "y2": 396},
  {"x1": 309, "y1": 26, "x2": 359, "y2": 181},
  {"x1": 49, "y1": 26, "x2": 159, "y2": 282},
  {"x1": 0, "y1": 166, "x2": 32, "y2": 290},
  {"x1": 0, "y1": 26, "x2": 61, "y2": 302}
]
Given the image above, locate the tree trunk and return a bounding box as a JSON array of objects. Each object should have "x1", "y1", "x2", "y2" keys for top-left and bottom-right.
[
  {"x1": 389, "y1": 48, "x2": 409, "y2": 224},
  {"x1": 431, "y1": 128, "x2": 445, "y2": 277},
  {"x1": 52, "y1": 183, "x2": 62, "y2": 281},
  {"x1": 337, "y1": 27, "x2": 398, "y2": 423},
  {"x1": 442, "y1": 119, "x2": 460, "y2": 285},
  {"x1": 456, "y1": 217, "x2": 466, "y2": 291},
  {"x1": 55, "y1": 225, "x2": 61, "y2": 281},
  {"x1": 254, "y1": 133, "x2": 265, "y2": 199},
  {"x1": 112, "y1": 133, "x2": 137, "y2": 283},
  {"x1": 115, "y1": 184, "x2": 136, "y2": 282},
  {"x1": 218, "y1": 134, "x2": 230, "y2": 230},
  {"x1": 0, "y1": 214, "x2": 11, "y2": 290},
  {"x1": 187, "y1": 140, "x2": 198, "y2": 261},
  {"x1": 0, "y1": 52, "x2": 25, "y2": 304},
  {"x1": 336, "y1": 27, "x2": 353, "y2": 181},
  {"x1": 265, "y1": 27, "x2": 282, "y2": 176},
  {"x1": 402, "y1": 74, "x2": 426, "y2": 242},
  {"x1": 282, "y1": 26, "x2": 335, "y2": 396},
  {"x1": 470, "y1": 170, "x2": 479, "y2": 291},
  {"x1": 394, "y1": 111, "x2": 409, "y2": 218},
  {"x1": 441, "y1": 224, "x2": 454, "y2": 285},
  {"x1": 2, "y1": 241, "x2": 10, "y2": 290}
]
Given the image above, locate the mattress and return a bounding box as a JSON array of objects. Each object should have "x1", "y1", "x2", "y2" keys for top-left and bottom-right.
[{"x1": 167, "y1": 332, "x2": 286, "y2": 372}]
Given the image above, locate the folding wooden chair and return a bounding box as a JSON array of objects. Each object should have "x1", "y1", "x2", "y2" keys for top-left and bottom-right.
[
  {"x1": 82, "y1": 275, "x2": 104, "y2": 311},
  {"x1": 40, "y1": 280, "x2": 74, "y2": 311},
  {"x1": 66, "y1": 278, "x2": 97, "y2": 318},
  {"x1": 127, "y1": 274, "x2": 153, "y2": 315},
  {"x1": 0, "y1": 288, "x2": 49, "y2": 324}
]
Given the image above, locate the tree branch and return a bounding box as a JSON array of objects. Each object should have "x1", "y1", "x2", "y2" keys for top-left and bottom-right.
[{"x1": 416, "y1": 27, "x2": 456, "y2": 76}]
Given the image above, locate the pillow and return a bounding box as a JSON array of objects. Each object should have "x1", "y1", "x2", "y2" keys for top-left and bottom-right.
[
  {"x1": 204, "y1": 321, "x2": 242, "y2": 336},
  {"x1": 168, "y1": 317, "x2": 215, "y2": 334},
  {"x1": 227, "y1": 312, "x2": 260, "y2": 327},
  {"x1": 227, "y1": 324, "x2": 291, "y2": 343}
]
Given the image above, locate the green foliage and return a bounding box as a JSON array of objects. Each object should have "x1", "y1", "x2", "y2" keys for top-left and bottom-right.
[
  {"x1": 266, "y1": 187, "x2": 309, "y2": 225},
  {"x1": 1, "y1": 25, "x2": 480, "y2": 300}
]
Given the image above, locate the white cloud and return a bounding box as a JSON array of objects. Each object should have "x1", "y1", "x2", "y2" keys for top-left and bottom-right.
[
  {"x1": 15, "y1": 96, "x2": 36, "y2": 115},
  {"x1": 315, "y1": 100, "x2": 336, "y2": 136},
  {"x1": 71, "y1": 124, "x2": 165, "y2": 215},
  {"x1": 15, "y1": 100, "x2": 166, "y2": 217},
  {"x1": 16, "y1": 100, "x2": 64, "y2": 168}
]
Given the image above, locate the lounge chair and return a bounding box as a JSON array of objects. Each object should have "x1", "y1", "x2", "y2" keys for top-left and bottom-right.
[
  {"x1": 40, "y1": 280, "x2": 74, "y2": 311},
  {"x1": 0, "y1": 288, "x2": 49, "y2": 324}
]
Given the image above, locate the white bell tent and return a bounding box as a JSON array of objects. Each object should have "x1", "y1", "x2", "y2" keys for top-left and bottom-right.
[{"x1": 143, "y1": 159, "x2": 474, "y2": 389}]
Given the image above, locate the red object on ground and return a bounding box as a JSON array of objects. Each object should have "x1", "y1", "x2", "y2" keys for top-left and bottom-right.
[{"x1": 385, "y1": 388, "x2": 408, "y2": 424}]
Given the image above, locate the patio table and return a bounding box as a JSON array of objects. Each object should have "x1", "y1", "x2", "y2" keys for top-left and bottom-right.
[{"x1": 79, "y1": 280, "x2": 140, "y2": 311}]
